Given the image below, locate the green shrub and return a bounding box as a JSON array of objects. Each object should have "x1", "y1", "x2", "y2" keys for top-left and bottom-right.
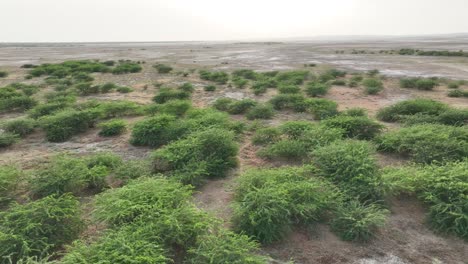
[
  {"x1": 258, "y1": 139, "x2": 309, "y2": 160},
  {"x1": 252, "y1": 127, "x2": 281, "y2": 145},
  {"x1": 331, "y1": 79, "x2": 346, "y2": 86},
  {"x1": 114, "y1": 159, "x2": 152, "y2": 184},
  {"x1": 199, "y1": 70, "x2": 229, "y2": 84},
  {"x1": 415, "y1": 78, "x2": 437, "y2": 90},
  {"x1": 269, "y1": 94, "x2": 307, "y2": 112},
  {"x1": 305, "y1": 98, "x2": 339, "y2": 120},
  {"x1": 29, "y1": 60, "x2": 110, "y2": 78},
  {"x1": 99, "y1": 82, "x2": 117, "y2": 93},
  {"x1": 275, "y1": 70, "x2": 309, "y2": 85},
  {"x1": 116, "y1": 86, "x2": 133, "y2": 93},
  {"x1": 331, "y1": 201, "x2": 388, "y2": 241},
  {"x1": 61, "y1": 227, "x2": 170, "y2": 264},
  {"x1": 0, "y1": 194, "x2": 83, "y2": 263},
  {"x1": 95, "y1": 177, "x2": 193, "y2": 226},
  {"x1": 30, "y1": 155, "x2": 89, "y2": 197},
  {"x1": 322, "y1": 115, "x2": 384, "y2": 139},
  {"x1": 227, "y1": 99, "x2": 258, "y2": 115},
  {"x1": 146, "y1": 100, "x2": 192, "y2": 117},
  {"x1": 112, "y1": 62, "x2": 142, "y2": 74},
  {"x1": 212, "y1": 98, "x2": 235, "y2": 112},
  {"x1": 0, "y1": 71, "x2": 8, "y2": 78},
  {"x1": 400, "y1": 77, "x2": 437, "y2": 90},
  {"x1": 9, "y1": 83, "x2": 40, "y2": 96},
  {"x1": 28, "y1": 102, "x2": 70, "y2": 119},
  {"x1": 2, "y1": 118, "x2": 36, "y2": 137},
  {"x1": 437, "y1": 109, "x2": 468, "y2": 126},
  {"x1": 246, "y1": 104, "x2": 275, "y2": 120},
  {"x1": 279, "y1": 121, "x2": 315, "y2": 139},
  {"x1": 351, "y1": 75, "x2": 363, "y2": 82},
  {"x1": 72, "y1": 72, "x2": 94, "y2": 82},
  {"x1": 365, "y1": 86, "x2": 383, "y2": 95},
  {"x1": 0, "y1": 132, "x2": 19, "y2": 148},
  {"x1": 84, "y1": 152, "x2": 123, "y2": 170},
  {"x1": 382, "y1": 161, "x2": 468, "y2": 239},
  {"x1": 98, "y1": 119, "x2": 126, "y2": 136},
  {"x1": 400, "y1": 78, "x2": 418, "y2": 88},
  {"x1": 153, "y1": 63, "x2": 173, "y2": 74},
  {"x1": 448, "y1": 82, "x2": 459, "y2": 89},
  {"x1": 75, "y1": 82, "x2": 99, "y2": 95},
  {"x1": 0, "y1": 166, "x2": 21, "y2": 205},
  {"x1": 278, "y1": 84, "x2": 301, "y2": 94},
  {"x1": 179, "y1": 82, "x2": 195, "y2": 93},
  {"x1": 343, "y1": 107, "x2": 367, "y2": 117},
  {"x1": 130, "y1": 114, "x2": 177, "y2": 147},
  {"x1": 259, "y1": 124, "x2": 343, "y2": 160},
  {"x1": 233, "y1": 167, "x2": 339, "y2": 243},
  {"x1": 375, "y1": 124, "x2": 468, "y2": 163},
  {"x1": 204, "y1": 85, "x2": 216, "y2": 91},
  {"x1": 186, "y1": 230, "x2": 266, "y2": 264},
  {"x1": 305, "y1": 82, "x2": 330, "y2": 97},
  {"x1": 40, "y1": 109, "x2": 97, "y2": 142},
  {"x1": 313, "y1": 140, "x2": 383, "y2": 201},
  {"x1": 447, "y1": 89, "x2": 468, "y2": 97},
  {"x1": 376, "y1": 98, "x2": 448, "y2": 122},
  {"x1": 0, "y1": 95, "x2": 37, "y2": 113},
  {"x1": 93, "y1": 100, "x2": 143, "y2": 119},
  {"x1": 232, "y1": 76, "x2": 248, "y2": 88},
  {"x1": 362, "y1": 78, "x2": 383, "y2": 94},
  {"x1": 348, "y1": 80, "x2": 359, "y2": 87},
  {"x1": 152, "y1": 128, "x2": 238, "y2": 185},
  {"x1": 153, "y1": 88, "x2": 190, "y2": 104},
  {"x1": 327, "y1": 68, "x2": 346, "y2": 78},
  {"x1": 232, "y1": 69, "x2": 257, "y2": 80}
]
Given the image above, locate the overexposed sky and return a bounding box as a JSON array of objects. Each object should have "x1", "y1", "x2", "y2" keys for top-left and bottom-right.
[{"x1": 1, "y1": 0, "x2": 467, "y2": 42}]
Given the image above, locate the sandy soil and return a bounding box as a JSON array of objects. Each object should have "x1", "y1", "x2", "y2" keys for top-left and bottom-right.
[{"x1": 1, "y1": 39, "x2": 467, "y2": 263}]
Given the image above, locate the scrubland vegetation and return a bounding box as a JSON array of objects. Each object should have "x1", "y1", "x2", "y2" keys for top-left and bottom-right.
[{"x1": 0, "y1": 59, "x2": 466, "y2": 263}]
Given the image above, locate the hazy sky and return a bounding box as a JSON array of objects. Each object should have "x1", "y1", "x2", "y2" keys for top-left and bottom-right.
[{"x1": 1, "y1": 0, "x2": 467, "y2": 42}]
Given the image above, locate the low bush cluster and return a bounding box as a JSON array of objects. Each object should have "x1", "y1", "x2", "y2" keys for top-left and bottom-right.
[
  {"x1": 0, "y1": 85, "x2": 38, "y2": 113},
  {"x1": 331, "y1": 201, "x2": 388, "y2": 241},
  {"x1": 131, "y1": 109, "x2": 242, "y2": 148},
  {"x1": 151, "y1": 128, "x2": 238, "y2": 185},
  {"x1": 199, "y1": 70, "x2": 229, "y2": 84},
  {"x1": 232, "y1": 167, "x2": 340, "y2": 243},
  {"x1": 382, "y1": 160, "x2": 467, "y2": 240},
  {"x1": 0, "y1": 166, "x2": 22, "y2": 205},
  {"x1": 98, "y1": 119, "x2": 126, "y2": 137},
  {"x1": 153, "y1": 87, "x2": 191, "y2": 104},
  {"x1": 111, "y1": 61, "x2": 142, "y2": 74},
  {"x1": 375, "y1": 124, "x2": 468, "y2": 163},
  {"x1": 146, "y1": 99, "x2": 192, "y2": 117},
  {"x1": 62, "y1": 178, "x2": 265, "y2": 263},
  {"x1": 376, "y1": 98, "x2": 448, "y2": 122},
  {"x1": 258, "y1": 122, "x2": 343, "y2": 160},
  {"x1": 312, "y1": 140, "x2": 384, "y2": 202},
  {"x1": 213, "y1": 98, "x2": 257, "y2": 115},
  {"x1": 362, "y1": 78, "x2": 384, "y2": 94},
  {"x1": 1, "y1": 118, "x2": 36, "y2": 138},
  {"x1": 0, "y1": 194, "x2": 83, "y2": 263},
  {"x1": 400, "y1": 77, "x2": 438, "y2": 90},
  {"x1": 153, "y1": 63, "x2": 173, "y2": 73},
  {"x1": 246, "y1": 104, "x2": 275, "y2": 120},
  {"x1": 322, "y1": 115, "x2": 384, "y2": 140},
  {"x1": 305, "y1": 82, "x2": 330, "y2": 97},
  {"x1": 447, "y1": 89, "x2": 468, "y2": 98},
  {"x1": 39, "y1": 109, "x2": 98, "y2": 142},
  {"x1": 0, "y1": 133, "x2": 19, "y2": 148}
]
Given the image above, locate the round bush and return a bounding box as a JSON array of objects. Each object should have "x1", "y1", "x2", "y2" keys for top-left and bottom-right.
[
  {"x1": 322, "y1": 115, "x2": 383, "y2": 140},
  {"x1": 2, "y1": 118, "x2": 36, "y2": 137},
  {"x1": 331, "y1": 201, "x2": 388, "y2": 241},
  {"x1": 305, "y1": 82, "x2": 330, "y2": 97},
  {"x1": 246, "y1": 104, "x2": 275, "y2": 120},
  {"x1": 98, "y1": 119, "x2": 126, "y2": 137},
  {"x1": 204, "y1": 85, "x2": 216, "y2": 91}
]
